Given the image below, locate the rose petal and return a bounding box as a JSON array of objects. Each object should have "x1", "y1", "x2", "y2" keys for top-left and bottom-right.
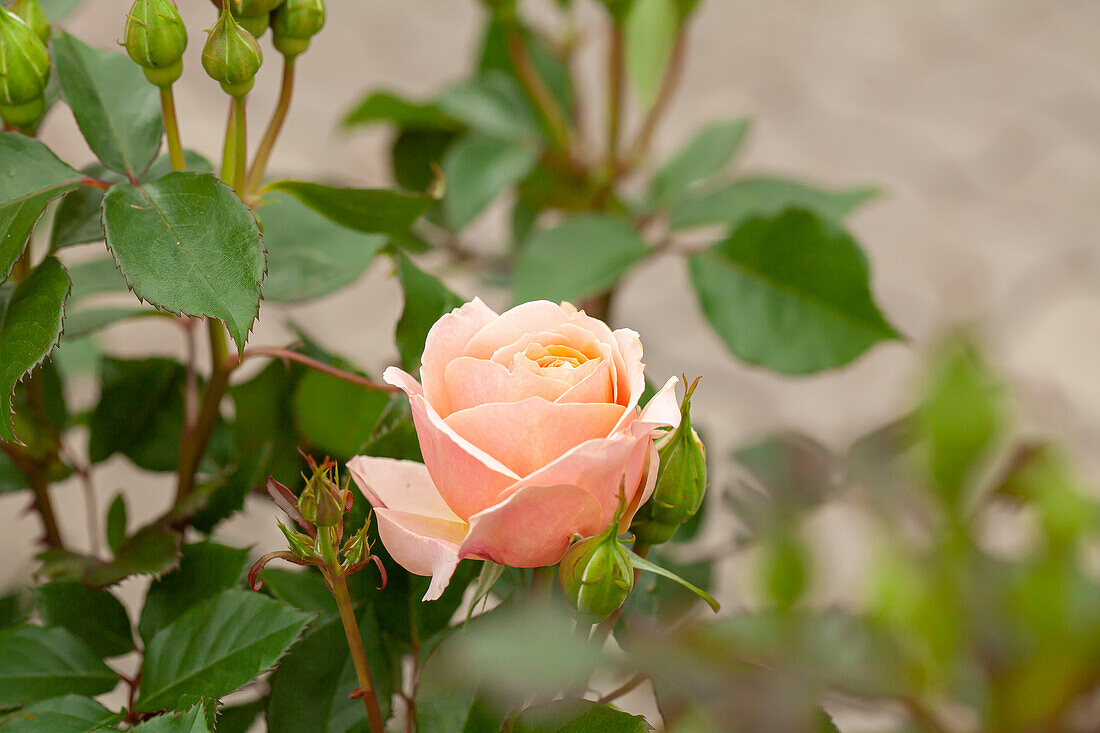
[
  {"x1": 622, "y1": 440, "x2": 660, "y2": 532},
  {"x1": 458, "y1": 484, "x2": 604, "y2": 567},
  {"x1": 613, "y1": 327, "x2": 645, "y2": 409},
  {"x1": 463, "y1": 301, "x2": 574, "y2": 359},
  {"x1": 445, "y1": 398, "x2": 626, "y2": 478},
  {"x1": 346, "y1": 456, "x2": 460, "y2": 522},
  {"x1": 444, "y1": 356, "x2": 594, "y2": 413},
  {"x1": 385, "y1": 367, "x2": 520, "y2": 520},
  {"x1": 635, "y1": 375, "x2": 681, "y2": 434},
  {"x1": 374, "y1": 508, "x2": 467, "y2": 601},
  {"x1": 555, "y1": 358, "x2": 613, "y2": 404},
  {"x1": 421, "y1": 298, "x2": 498, "y2": 415}
]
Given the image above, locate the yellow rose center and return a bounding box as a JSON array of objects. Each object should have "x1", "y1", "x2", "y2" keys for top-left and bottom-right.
[{"x1": 525, "y1": 343, "x2": 590, "y2": 369}]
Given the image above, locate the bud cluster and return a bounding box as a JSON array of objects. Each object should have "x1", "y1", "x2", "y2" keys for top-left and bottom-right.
[{"x1": 0, "y1": 6, "x2": 50, "y2": 127}]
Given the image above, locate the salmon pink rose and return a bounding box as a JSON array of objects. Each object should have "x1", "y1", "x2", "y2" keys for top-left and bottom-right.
[{"x1": 348, "y1": 299, "x2": 680, "y2": 600}]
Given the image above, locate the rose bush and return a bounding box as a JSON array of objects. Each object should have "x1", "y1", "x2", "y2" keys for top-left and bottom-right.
[{"x1": 348, "y1": 299, "x2": 680, "y2": 600}]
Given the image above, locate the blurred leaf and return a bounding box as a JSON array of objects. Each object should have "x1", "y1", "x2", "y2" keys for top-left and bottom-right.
[
  {"x1": 258, "y1": 191, "x2": 385, "y2": 303},
  {"x1": 267, "y1": 603, "x2": 393, "y2": 731},
  {"x1": 268, "y1": 180, "x2": 431, "y2": 235},
  {"x1": 442, "y1": 133, "x2": 539, "y2": 231},
  {"x1": 649, "y1": 119, "x2": 751, "y2": 207},
  {"x1": 292, "y1": 365, "x2": 390, "y2": 458},
  {"x1": 81, "y1": 522, "x2": 182, "y2": 587},
  {"x1": 65, "y1": 305, "x2": 155, "y2": 337},
  {"x1": 919, "y1": 336, "x2": 1003, "y2": 506},
  {"x1": 105, "y1": 493, "x2": 127, "y2": 554},
  {"x1": 437, "y1": 73, "x2": 540, "y2": 141},
  {"x1": 138, "y1": 541, "x2": 251, "y2": 644},
  {"x1": 689, "y1": 209, "x2": 900, "y2": 374},
  {"x1": 215, "y1": 698, "x2": 266, "y2": 733},
  {"x1": 0, "y1": 449, "x2": 25, "y2": 494},
  {"x1": 0, "y1": 256, "x2": 69, "y2": 442},
  {"x1": 512, "y1": 700, "x2": 648, "y2": 732},
  {"x1": 478, "y1": 19, "x2": 574, "y2": 130},
  {"x1": 229, "y1": 359, "x2": 303, "y2": 491},
  {"x1": 359, "y1": 393, "x2": 423, "y2": 462},
  {"x1": 136, "y1": 589, "x2": 313, "y2": 712},
  {"x1": 39, "y1": 0, "x2": 82, "y2": 20},
  {"x1": 0, "y1": 694, "x2": 122, "y2": 733},
  {"x1": 259, "y1": 567, "x2": 338, "y2": 620},
  {"x1": 0, "y1": 133, "x2": 84, "y2": 208},
  {"x1": 88, "y1": 357, "x2": 186, "y2": 472},
  {"x1": 0, "y1": 625, "x2": 117, "y2": 707},
  {"x1": 392, "y1": 127, "x2": 459, "y2": 194},
  {"x1": 514, "y1": 214, "x2": 648, "y2": 303},
  {"x1": 372, "y1": 543, "x2": 477, "y2": 645},
  {"x1": 625, "y1": 0, "x2": 679, "y2": 106},
  {"x1": 731, "y1": 431, "x2": 838, "y2": 528},
  {"x1": 0, "y1": 195, "x2": 51, "y2": 282},
  {"x1": 102, "y1": 171, "x2": 265, "y2": 352},
  {"x1": 52, "y1": 33, "x2": 162, "y2": 179},
  {"x1": 671, "y1": 176, "x2": 878, "y2": 231},
  {"x1": 393, "y1": 251, "x2": 464, "y2": 374},
  {"x1": 0, "y1": 589, "x2": 30, "y2": 626},
  {"x1": 66, "y1": 257, "x2": 128, "y2": 302},
  {"x1": 37, "y1": 580, "x2": 133, "y2": 658},
  {"x1": 342, "y1": 90, "x2": 461, "y2": 130},
  {"x1": 129, "y1": 704, "x2": 211, "y2": 733}
]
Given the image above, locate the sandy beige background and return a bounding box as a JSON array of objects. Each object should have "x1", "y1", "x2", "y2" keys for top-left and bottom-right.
[{"x1": 2, "y1": 1, "x2": 1099, "y2": 728}]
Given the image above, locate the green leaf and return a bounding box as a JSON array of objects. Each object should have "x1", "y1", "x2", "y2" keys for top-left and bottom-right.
[
  {"x1": 292, "y1": 365, "x2": 390, "y2": 458},
  {"x1": 39, "y1": 0, "x2": 82, "y2": 20},
  {"x1": 688, "y1": 209, "x2": 900, "y2": 374},
  {"x1": 105, "y1": 493, "x2": 127, "y2": 554},
  {"x1": 259, "y1": 567, "x2": 338, "y2": 620},
  {"x1": 649, "y1": 118, "x2": 751, "y2": 207},
  {"x1": 138, "y1": 541, "x2": 251, "y2": 644},
  {"x1": 37, "y1": 580, "x2": 133, "y2": 658},
  {"x1": 1, "y1": 195, "x2": 50, "y2": 282},
  {"x1": 437, "y1": 73, "x2": 540, "y2": 141},
  {"x1": 258, "y1": 191, "x2": 385, "y2": 303},
  {"x1": 66, "y1": 257, "x2": 128, "y2": 302},
  {"x1": 342, "y1": 90, "x2": 461, "y2": 130},
  {"x1": 101, "y1": 171, "x2": 265, "y2": 351},
  {"x1": 229, "y1": 359, "x2": 303, "y2": 491},
  {"x1": 671, "y1": 176, "x2": 879, "y2": 231},
  {"x1": 0, "y1": 589, "x2": 30, "y2": 626},
  {"x1": 393, "y1": 251, "x2": 463, "y2": 373},
  {"x1": 0, "y1": 133, "x2": 84, "y2": 208},
  {"x1": 392, "y1": 127, "x2": 459, "y2": 194},
  {"x1": 267, "y1": 603, "x2": 393, "y2": 731},
  {"x1": 624, "y1": 0, "x2": 679, "y2": 107},
  {"x1": 267, "y1": 180, "x2": 431, "y2": 235},
  {"x1": 512, "y1": 700, "x2": 649, "y2": 733},
  {"x1": 52, "y1": 33, "x2": 163, "y2": 179},
  {"x1": 478, "y1": 19, "x2": 574, "y2": 132},
  {"x1": 442, "y1": 134, "x2": 539, "y2": 231},
  {"x1": 0, "y1": 694, "x2": 122, "y2": 733},
  {"x1": 0, "y1": 625, "x2": 118, "y2": 707},
  {"x1": 513, "y1": 214, "x2": 648, "y2": 303},
  {"x1": 628, "y1": 549, "x2": 720, "y2": 612},
  {"x1": 216, "y1": 699, "x2": 266, "y2": 733},
  {"x1": 65, "y1": 306, "x2": 155, "y2": 338},
  {"x1": 88, "y1": 357, "x2": 186, "y2": 472},
  {"x1": 136, "y1": 589, "x2": 313, "y2": 712},
  {"x1": 81, "y1": 522, "x2": 183, "y2": 587},
  {"x1": 0, "y1": 256, "x2": 69, "y2": 442},
  {"x1": 129, "y1": 704, "x2": 211, "y2": 733}
]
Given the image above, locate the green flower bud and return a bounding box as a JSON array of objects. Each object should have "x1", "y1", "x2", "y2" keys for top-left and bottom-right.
[
  {"x1": 277, "y1": 518, "x2": 317, "y2": 561},
  {"x1": 297, "y1": 456, "x2": 346, "y2": 527},
  {"x1": 0, "y1": 93, "x2": 44, "y2": 127},
  {"x1": 8, "y1": 0, "x2": 49, "y2": 43},
  {"x1": 235, "y1": 12, "x2": 269, "y2": 38},
  {"x1": 201, "y1": 4, "x2": 263, "y2": 96},
  {"x1": 631, "y1": 378, "x2": 707, "y2": 545},
  {"x1": 341, "y1": 523, "x2": 369, "y2": 570},
  {"x1": 271, "y1": 0, "x2": 324, "y2": 58},
  {"x1": 0, "y1": 8, "x2": 50, "y2": 112},
  {"x1": 233, "y1": 0, "x2": 284, "y2": 36},
  {"x1": 558, "y1": 525, "x2": 635, "y2": 624},
  {"x1": 125, "y1": 0, "x2": 188, "y2": 87}
]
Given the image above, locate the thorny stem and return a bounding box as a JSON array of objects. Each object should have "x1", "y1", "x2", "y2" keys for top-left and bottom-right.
[
  {"x1": 176, "y1": 320, "x2": 231, "y2": 501},
  {"x1": 325, "y1": 554, "x2": 386, "y2": 733},
  {"x1": 246, "y1": 56, "x2": 296, "y2": 194},
  {"x1": 237, "y1": 347, "x2": 400, "y2": 393},
  {"x1": 233, "y1": 94, "x2": 248, "y2": 197},
  {"x1": 159, "y1": 86, "x2": 187, "y2": 171}
]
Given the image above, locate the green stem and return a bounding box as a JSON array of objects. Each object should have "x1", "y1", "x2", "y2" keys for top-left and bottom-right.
[
  {"x1": 232, "y1": 94, "x2": 248, "y2": 197},
  {"x1": 506, "y1": 25, "x2": 572, "y2": 156},
  {"x1": 175, "y1": 320, "x2": 231, "y2": 502},
  {"x1": 605, "y1": 23, "x2": 624, "y2": 172},
  {"x1": 246, "y1": 56, "x2": 295, "y2": 195},
  {"x1": 159, "y1": 86, "x2": 186, "y2": 171},
  {"x1": 1, "y1": 443, "x2": 62, "y2": 548},
  {"x1": 220, "y1": 100, "x2": 236, "y2": 184},
  {"x1": 325, "y1": 555, "x2": 386, "y2": 733}
]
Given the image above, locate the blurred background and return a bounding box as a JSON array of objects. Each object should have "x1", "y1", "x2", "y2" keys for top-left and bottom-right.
[{"x1": 2, "y1": 1, "x2": 1099, "y2": 729}]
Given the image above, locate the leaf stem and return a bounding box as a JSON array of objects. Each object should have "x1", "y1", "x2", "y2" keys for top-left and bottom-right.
[
  {"x1": 2, "y1": 443, "x2": 63, "y2": 548},
  {"x1": 606, "y1": 23, "x2": 625, "y2": 172},
  {"x1": 622, "y1": 28, "x2": 687, "y2": 173},
  {"x1": 506, "y1": 25, "x2": 573, "y2": 156},
  {"x1": 237, "y1": 347, "x2": 400, "y2": 393},
  {"x1": 326, "y1": 557, "x2": 386, "y2": 733},
  {"x1": 246, "y1": 56, "x2": 296, "y2": 195},
  {"x1": 159, "y1": 86, "x2": 187, "y2": 171},
  {"x1": 176, "y1": 320, "x2": 231, "y2": 501},
  {"x1": 596, "y1": 672, "x2": 648, "y2": 704},
  {"x1": 220, "y1": 100, "x2": 236, "y2": 185},
  {"x1": 233, "y1": 95, "x2": 248, "y2": 197}
]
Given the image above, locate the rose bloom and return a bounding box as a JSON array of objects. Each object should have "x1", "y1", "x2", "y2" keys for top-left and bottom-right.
[{"x1": 348, "y1": 299, "x2": 679, "y2": 600}]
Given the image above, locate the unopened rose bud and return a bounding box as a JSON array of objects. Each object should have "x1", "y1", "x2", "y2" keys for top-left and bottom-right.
[
  {"x1": 631, "y1": 378, "x2": 707, "y2": 545},
  {"x1": 8, "y1": 0, "x2": 48, "y2": 43},
  {"x1": 271, "y1": 0, "x2": 324, "y2": 58},
  {"x1": 341, "y1": 524, "x2": 368, "y2": 569},
  {"x1": 558, "y1": 526, "x2": 634, "y2": 624},
  {"x1": 125, "y1": 0, "x2": 188, "y2": 87},
  {"x1": 233, "y1": 0, "x2": 283, "y2": 37},
  {"x1": 298, "y1": 457, "x2": 346, "y2": 527},
  {"x1": 277, "y1": 518, "x2": 317, "y2": 561},
  {"x1": 0, "y1": 8, "x2": 49, "y2": 127},
  {"x1": 201, "y1": 3, "x2": 263, "y2": 96}
]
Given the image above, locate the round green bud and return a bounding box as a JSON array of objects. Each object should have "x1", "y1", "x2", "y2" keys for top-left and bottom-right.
[
  {"x1": 558, "y1": 532, "x2": 634, "y2": 624},
  {"x1": 202, "y1": 4, "x2": 263, "y2": 96},
  {"x1": 631, "y1": 379, "x2": 707, "y2": 545},
  {"x1": 235, "y1": 12, "x2": 269, "y2": 38},
  {"x1": 0, "y1": 8, "x2": 50, "y2": 108},
  {"x1": 271, "y1": 0, "x2": 324, "y2": 58},
  {"x1": 236, "y1": 0, "x2": 285, "y2": 15},
  {"x1": 0, "y1": 94, "x2": 44, "y2": 127},
  {"x1": 125, "y1": 0, "x2": 188, "y2": 87},
  {"x1": 8, "y1": 0, "x2": 49, "y2": 43}
]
